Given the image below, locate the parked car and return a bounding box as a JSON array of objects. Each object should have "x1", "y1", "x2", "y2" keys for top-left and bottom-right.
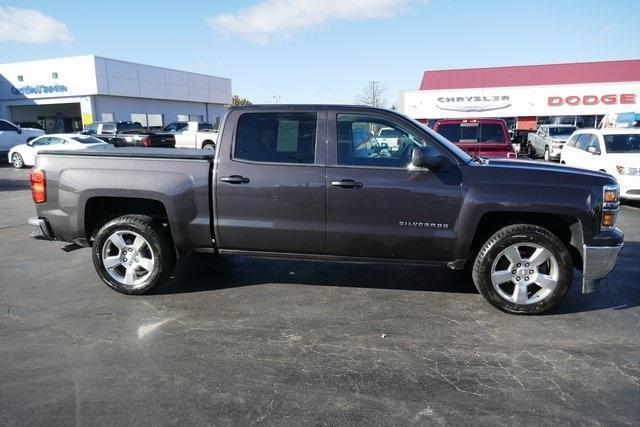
[
  {"x1": 560, "y1": 128, "x2": 640, "y2": 200},
  {"x1": 28, "y1": 105, "x2": 623, "y2": 314},
  {"x1": 433, "y1": 118, "x2": 517, "y2": 158},
  {"x1": 0, "y1": 119, "x2": 45, "y2": 153},
  {"x1": 376, "y1": 127, "x2": 403, "y2": 151},
  {"x1": 83, "y1": 121, "x2": 175, "y2": 148},
  {"x1": 164, "y1": 121, "x2": 218, "y2": 150},
  {"x1": 527, "y1": 124, "x2": 578, "y2": 161},
  {"x1": 8, "y1": 134, "x2": 107, "y2": 168}
]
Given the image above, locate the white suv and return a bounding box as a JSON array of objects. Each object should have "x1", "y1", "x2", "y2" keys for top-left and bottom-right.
[{"x1": 560, "y1": 128, "x2": 640, "y2": 200}]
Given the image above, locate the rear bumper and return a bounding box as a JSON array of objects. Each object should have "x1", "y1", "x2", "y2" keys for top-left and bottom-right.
[
  {"x1": 28, "y1": 217, "x2": 55, "y2": 241},
  {"x1": 581, "y1": 243, "x2": 623, "y2": 293}
]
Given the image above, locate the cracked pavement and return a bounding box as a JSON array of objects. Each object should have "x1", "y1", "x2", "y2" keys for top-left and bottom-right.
[{"x1": 1, "y1": 163, "x2": 639, "y2": 425}]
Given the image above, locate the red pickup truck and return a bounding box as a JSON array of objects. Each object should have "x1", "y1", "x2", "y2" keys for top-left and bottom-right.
[{"x1": 433, "y1": 118, "x2": 516, "y2": 158}]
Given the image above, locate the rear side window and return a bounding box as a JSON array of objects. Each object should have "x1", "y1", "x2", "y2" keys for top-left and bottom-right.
[{"x1": 234, "y1": 113, "x2": 316, "y2": 164}]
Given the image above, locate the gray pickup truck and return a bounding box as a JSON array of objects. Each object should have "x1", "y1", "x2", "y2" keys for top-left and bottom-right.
[
  {"x1": 527, "y1": 124, "x2": 578, "y2": 161},
  {"x1": 29, "y1": 105, "x2": 623, "y2": 314}
]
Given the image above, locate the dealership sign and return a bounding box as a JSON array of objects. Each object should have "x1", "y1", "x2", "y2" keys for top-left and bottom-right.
[
  {"x1": 436, "y1": 95, "x2": 511, "y2": 112},
  {"x1": 11, "y1": 84, "x2": 68, "y2": 96},
  {"x1": 548, "y1": 93, "x2": 636, "y2": 106}
]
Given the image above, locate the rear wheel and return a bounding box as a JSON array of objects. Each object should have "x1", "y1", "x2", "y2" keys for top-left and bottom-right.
[
  {"x1": 472, "y1": 224, "x2": 573, "y2": 314},
  {"x1": 11, "y1": 153, "x2": 24, "y2": 168},
  {"x1": 92, "y1": 215, "x2": 175, "y2": 294},
  {"x1": 202, "y1": 140, "x2": 215, "y2": 151}
]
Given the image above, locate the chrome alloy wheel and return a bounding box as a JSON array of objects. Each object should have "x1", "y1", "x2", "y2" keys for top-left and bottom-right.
[
  {"x1": 12, "y1": 153, "x2": 23, "y2": 168},
  {"x1": 101, "y1": 230, "x2": 154, "y2": 288},
  {"x1": 490, "y1": 243, "x2": 559, "y2": 305}
]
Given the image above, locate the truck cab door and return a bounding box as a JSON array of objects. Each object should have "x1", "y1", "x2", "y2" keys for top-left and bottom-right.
[
  {"x1": 214, "y1": 109, "x2": 327, "y2": 254},
  {"x1": 325, "y1": 110, "x2": 462, "y2": 261}
]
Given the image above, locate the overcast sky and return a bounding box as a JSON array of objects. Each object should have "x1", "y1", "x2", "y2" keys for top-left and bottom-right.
[{"x1": 1, "y1": 0, "x2": 639, "y2": 105}]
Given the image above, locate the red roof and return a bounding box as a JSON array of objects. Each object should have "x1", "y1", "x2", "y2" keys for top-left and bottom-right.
[{"x1": 419, "y1": 60, "x2": 640, "y2": 90}]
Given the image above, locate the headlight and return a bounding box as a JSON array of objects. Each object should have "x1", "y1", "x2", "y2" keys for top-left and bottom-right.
[
  {"x1": 616, "y1": 165, "x2": 640, "y2": 176},
  {"x1": 601, "y1": 184, "x2": 619, "y2": 230},
  {"x1": 552, "y1": 143, "x2": 563, "y2": 149}
]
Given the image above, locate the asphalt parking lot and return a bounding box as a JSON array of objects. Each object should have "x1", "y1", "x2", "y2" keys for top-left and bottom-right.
[{"x1": 1, "y1": 161, "x2": 639, "y2": 425}]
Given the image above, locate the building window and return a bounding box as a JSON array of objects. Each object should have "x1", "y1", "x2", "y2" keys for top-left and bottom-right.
[
  {"x1": 177, "y1": 114, "x2": 189, "y2": 122},
  {"x1": 101, "y1": 112, "x2": 115, "y2": 122},
  {"x1": 131, "y1": 113, "x2": 164, "y2": 130},
  {"x1": 17, "y1": 75, "x2": 23, "y2": 82},
  {"x1": 189, "y1": 114, "x2": 203, "y2": 122},
  {"x1": 51, "y1": 72, "x2": 58, "y2": 79}
]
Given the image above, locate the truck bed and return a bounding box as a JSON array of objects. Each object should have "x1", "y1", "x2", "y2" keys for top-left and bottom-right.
[{"x1": 34, "y1": 146, "x2": 214, "y2": 250}]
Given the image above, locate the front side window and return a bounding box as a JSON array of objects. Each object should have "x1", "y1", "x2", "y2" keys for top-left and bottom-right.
[
  {"x1": 337, "y1": 114, "x2": 424, "y2": 167},
  {"x1": 575, "y1": 134, "x2": 591, "y2": 150},
  {"x1": 234, "y1": 112, "x2": 316, "y2": 164},
  {"x1": 32, "y1": 137, "x2": 51, "y2": 146},
  {"x1": 83, "y1": 123, "x2": 99, "y2": 134},
  {"x1": 565, "y1": 134, "x2": 579, "y2": 148},
  {"x1": 585, "y1": 135, "x2": 600, "y2": 153}
]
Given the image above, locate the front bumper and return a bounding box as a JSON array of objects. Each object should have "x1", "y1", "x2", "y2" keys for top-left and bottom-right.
[
  {"x1": 28, "y1": 217, "x2": 55, "y2": 241},
  {"x1": 581, "y1": 243, "x2": 623, "y2": 293}
]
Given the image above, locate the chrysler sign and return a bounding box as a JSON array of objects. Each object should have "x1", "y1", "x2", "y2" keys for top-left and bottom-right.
[{"x1": 436, "y1": 95, "x2": 511, "y2": 112}]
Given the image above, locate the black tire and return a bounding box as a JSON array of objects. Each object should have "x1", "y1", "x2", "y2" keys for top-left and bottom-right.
[
  {"x1": 472, "y1": 224, "x2": 573, "y2": 314},
  {"x1": 528, "y1": 144, "x2": 536, "y2": 158},
  {"x1": 202, "y1": 141, "x2": 215, "y2": 151},
  {"x1": 544, "y1": 147, "x2": 551, "y2": 162},
  {"x1": 11, "y1": 153, "x2": 24, "y2": 168},
  {"x1": 92, "y1": 215, "x2": 175, "y2": 294}
]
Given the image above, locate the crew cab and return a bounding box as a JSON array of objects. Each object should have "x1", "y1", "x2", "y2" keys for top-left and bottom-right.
[
  {"x1": 433, "y1": 118, "x2": 516, "y2": 158},
  {"x1": 527, "y1": 124, "x2": 578, "y2": 161},
  {"x1": 29, "y1": 105, "x2": 623, "y2": 314},
  {"x1": 83, "y1": 121, "x2": 175, "y2": 148},
  {"x1": 0, "y1": 119, "x2": 45, "y2": 153},
  {"x1": 164, "y1": 121, "x2": 218, "y2": 150}
]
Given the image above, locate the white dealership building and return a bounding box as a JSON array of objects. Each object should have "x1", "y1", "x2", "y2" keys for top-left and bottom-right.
[
  {"x1": 0, "y1": 55, "x2": 232, "y2": 133},
  {"x1": 398, "y1": 59, "x2": 640, "y2": 130}
]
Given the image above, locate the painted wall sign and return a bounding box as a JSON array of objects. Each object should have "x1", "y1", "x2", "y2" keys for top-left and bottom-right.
[
  {"x1": 435, "y1": 95, "x2": 511, "y2": 112},
  {"x1": 11, "y1": 84, "x2": 68, "y2": 95},
  {"x1": 548, "y1": 93, "x2": 636, "y2": 106}
]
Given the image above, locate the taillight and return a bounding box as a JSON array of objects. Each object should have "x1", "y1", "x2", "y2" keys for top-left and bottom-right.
[
  {"x1": 141, "y1": 136, "x2": 150, "y2": 147},
  {"x1": 30, "y1": 169, "x2": 46, "y2": 204}
]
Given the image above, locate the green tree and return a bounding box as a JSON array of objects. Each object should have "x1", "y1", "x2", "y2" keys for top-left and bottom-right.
[{"x1": 231, "y1": 95, "x2": 252, "y2": 106}]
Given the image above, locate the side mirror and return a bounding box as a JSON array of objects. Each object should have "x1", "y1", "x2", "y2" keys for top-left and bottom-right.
[
  {"x1": 16, "y1": 125, "x2": 22, "y2": 134},
  {"x1": 587, "y1": 146, "x2": 600, "y2": 155},
  {"x1": 411, "y1": 146, "x2": 447, "y2": 170}
]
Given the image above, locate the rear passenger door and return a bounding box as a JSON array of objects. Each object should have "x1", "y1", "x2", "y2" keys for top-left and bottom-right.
[
  {"x1": 215, "y1": 109, "x2": 327, "y2": 254},
  {"x1": 325, "y1": 110, "x2": 462, "y2": 261}
]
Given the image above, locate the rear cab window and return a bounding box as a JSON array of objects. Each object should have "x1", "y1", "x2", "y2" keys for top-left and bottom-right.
[
  {"x1": 233, "y1": 112, "x2": 317, "y2": 164},
  {"x1": 437, "y1": 121, "x2": 507, "y2": 144}
]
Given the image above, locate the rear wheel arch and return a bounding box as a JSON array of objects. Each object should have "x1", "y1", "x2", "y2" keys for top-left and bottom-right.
[{"x1": 84, "y1": 196, "x2": 171, "y2": 245}]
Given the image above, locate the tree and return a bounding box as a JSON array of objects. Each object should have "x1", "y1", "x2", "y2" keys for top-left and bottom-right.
[
  {"x1": 355, "y1": 81, "x2": 388, "y2": 108},
  {"x1": 231, "y1": 95, "x2": 252, "y2": 106}
]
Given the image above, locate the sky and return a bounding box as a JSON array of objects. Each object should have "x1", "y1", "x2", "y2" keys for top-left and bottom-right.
[{"x1": 1, "y1": 0, "x2": 639, "y2": 106}]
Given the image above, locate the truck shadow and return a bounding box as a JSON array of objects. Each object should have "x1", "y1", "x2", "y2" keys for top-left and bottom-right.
[
  {"x1": 157, "y1": 254, "x2": 477, "y2": 295},
  {"x1": 156, "y1": 242, "x2": 640, "y2": 315}
]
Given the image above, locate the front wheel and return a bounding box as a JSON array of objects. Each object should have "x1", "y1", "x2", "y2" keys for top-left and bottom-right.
[
  {"x1": 92, "y1": 215, "x2": 175, "y2": 294},
  {"x1": 472, "y1": 224, "x2": 573, "y2": 314},
  {"x1": 11, "y1": 153, "x2": 24, "y2": 168},
  {"x1": 544, "y1": 147, "x2": 551, "y2": 162}
]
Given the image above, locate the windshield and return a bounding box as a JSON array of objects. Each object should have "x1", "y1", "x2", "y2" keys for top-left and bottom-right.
[
  {"x1": 72, "y1": 136, "x2": 104, "y2": 144},
  {"x1": 379, "y1": 128, "x2": 401, "y2": 138},
  {"x1": 83, "y1": 123, "x2": 98, "y2": 134},
  {"x1": 549, "y1": 126, "x2": 577, "y2": 136},
  {"x1": 604, "y1": 134, "x2": 640, "y2": 153},
  {"x1": 436, "y1": 123, "x2": 506, "y2": 144}
]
